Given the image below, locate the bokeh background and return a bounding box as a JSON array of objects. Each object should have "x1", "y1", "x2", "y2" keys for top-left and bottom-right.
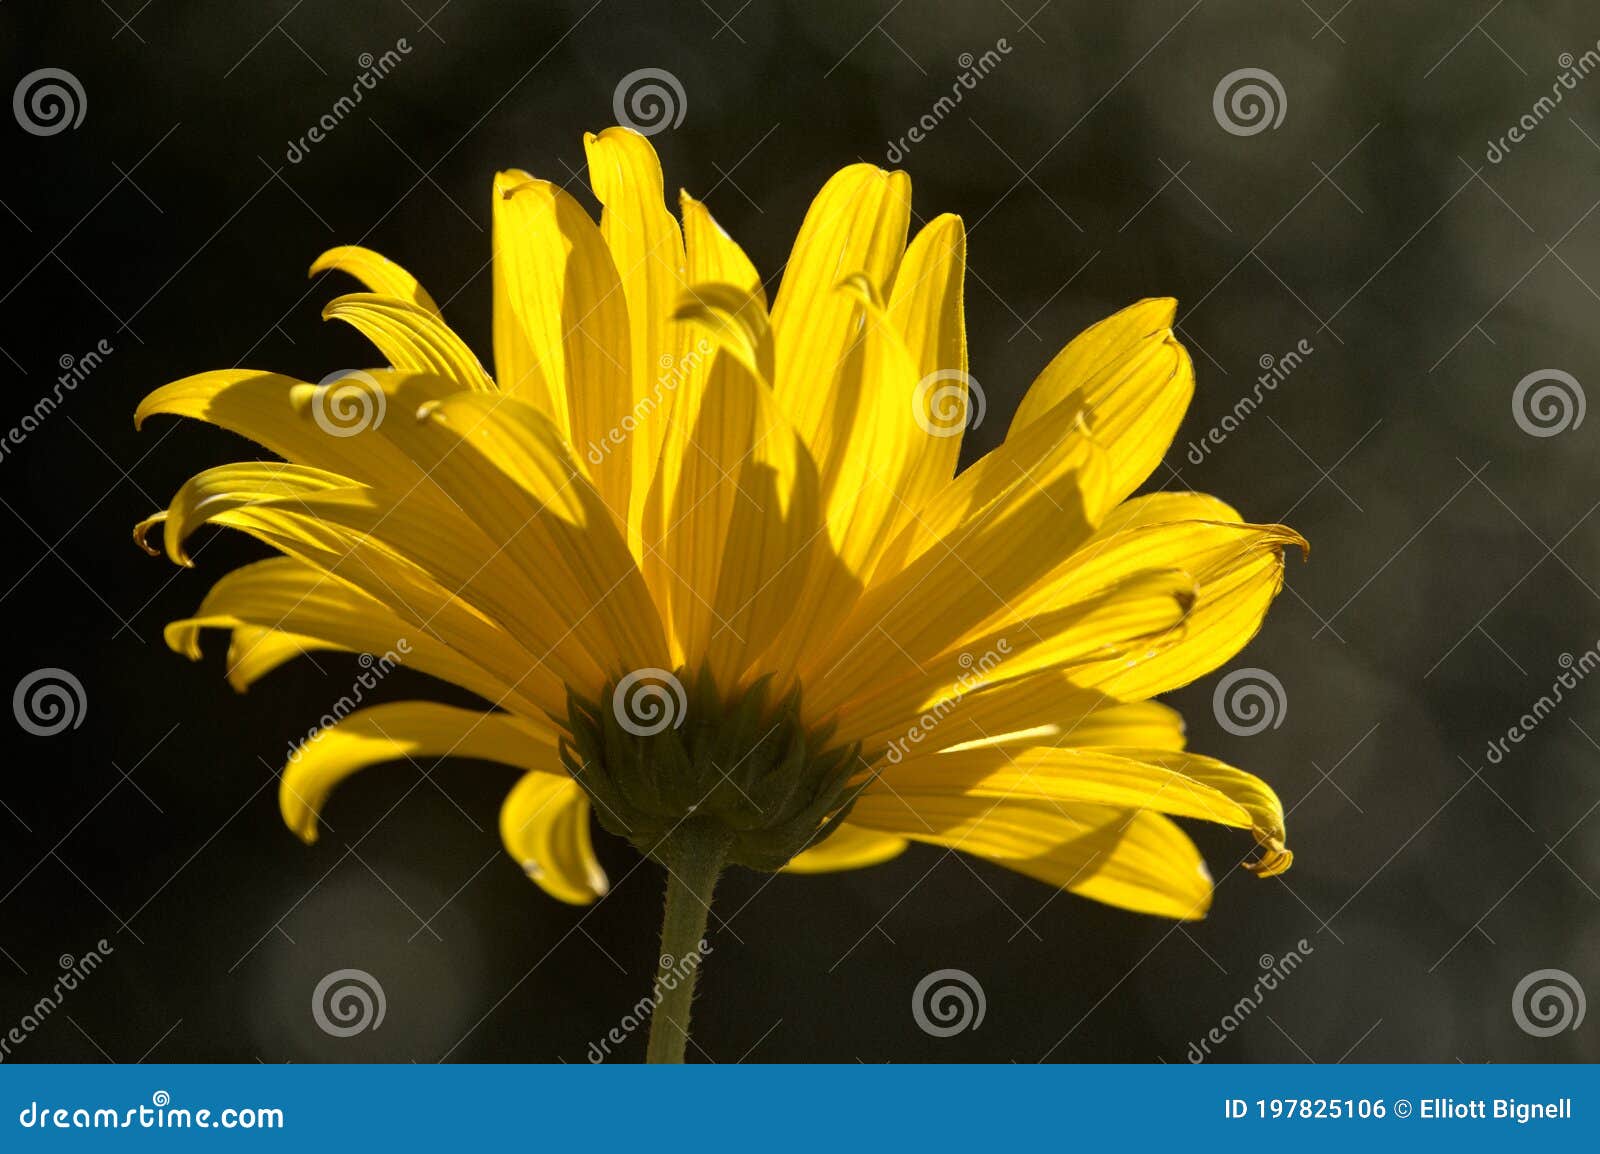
[{"x1": 3, "y1": 0, "x2": 1599, "y2": 1062}]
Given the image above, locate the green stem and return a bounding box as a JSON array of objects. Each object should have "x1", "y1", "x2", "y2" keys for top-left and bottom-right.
[{"x1": 645, "y1": 820, "x2": 730, "y2": 1064}]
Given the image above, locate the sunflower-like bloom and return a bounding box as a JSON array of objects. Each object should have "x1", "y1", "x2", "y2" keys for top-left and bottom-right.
[{"x1": 137, "y1": 128, "x2": 1302, "y2": 939}]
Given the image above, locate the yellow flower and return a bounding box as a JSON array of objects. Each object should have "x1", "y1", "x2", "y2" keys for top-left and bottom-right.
[{"x1": 135, "y1": 126, "x2": 1302, "y2": 1059}]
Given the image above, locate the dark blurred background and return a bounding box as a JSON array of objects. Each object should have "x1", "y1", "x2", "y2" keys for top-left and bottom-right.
[{"x1": 2, "y1": 0, "x2": 1599, "y2": 1063}]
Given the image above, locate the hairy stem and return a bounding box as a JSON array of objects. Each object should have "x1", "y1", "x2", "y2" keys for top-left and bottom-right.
[{"x1": 645, "y1": 820, "x2": 730, "y2": 1063}]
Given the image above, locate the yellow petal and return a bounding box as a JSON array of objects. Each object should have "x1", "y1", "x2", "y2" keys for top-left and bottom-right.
[
  {"x1": 1011, "y1": 299, "x2": 1192, "y2": 509},
  {"x1": 154, "y1": 374, "x2": 649, "y2": 688},
  {"x1": 1069, "y1": 521, "x2": 1306, "y2": 701},
  {"x1": 150, "y1": 382, "x2": 637, "y2": 692},
  {"x1": 144, "y1": 459, "x2": 350, "y2": 566},
  {"x1": 322, "y1": 293, "x2": 493, "y2": 392},
  {"x1": 889, "y1": 214, "x2": 968, "y2": 382},
  {"x1": 491, "y1": 172, "x2": 633, "y2": 517},
  {"x1": 222, "y1": 626, "x2": 338, "y2": 692},
  {"x1": 848, "y1": 792, "x2": 1213, "y2": 919},
  {"x1": 1031, "y1": 699, "x2": 1186, "y2": 751},
  {"x1": 654, "y1": 349, "x2": 820, "y2": 685},
  {"x1": 645, "y1": 283, "x2": 782, "y2": 667},
  {"x1": 135, "y1": 368, "x2": 457, "y2": 492},
  {"x1": 783, "y1": 823, "x2": 907, "y2": 874},
  {"x1": 879, "y1": 213, "x2": 968, "y2": 555},
  {"x1": 500, "y1": 770, "x2": 609, "y2": 904},
  {"x1": 279, "y1": 702, "x2": 599, "y2": 905},
  {"x1": 492, "y1": 170, "x2": 542, "y2": 406},
  {"x1": 842, "y1": 670, "x2": 1185, "y2": 757},
  {"x1": 876, "y1": 744, "x2": 1289, "y2": 878},
  {"x1": 584, "y1": 127, "x2": 686, "y2": 524},
  {"x1": 799, "y1": 430, "x2": 1107, "y2": 718},
  {"x1": 883, "y1": 311, "x2": 1190, "y2": 574},
  {"x1": 825, "y1": 568, "x2": 1194, "y2": 746},
  {"x1": 881, "y1": 396, "x2": 1116, "y2": 582},
  {"x1": 843, "y1": 673, "x2": 1114, "y2": 753},
  {"x1": 412, "y1": 392, "x2": 670, "y2": 675},
  {"x1": 673, "y1": 282, "x2": 775, "y2": 385},
  {"x1": 162, "y1": 476, "x2": 602, "y2": 699},
  {"x1": 770, "y1": 164, "x2": 911, "y2": 447},
  {"x1": 814, "y1": 278, "x2": 924, "y2": 578},
  {"x1": 309, "y1": 245, "x2": 441, "y2": 316},
  {"x1": 760, "y1": 280, "x2": 931, "y2": 678},
  {"x1": 1011, "y1": 298, "x2": 1176, "y2": 429},
  {"x1": 680, "y1": 192, "x2": 763, "y2": 303},
  {"x1": 166, "y1": 556, "x2": 550, "y2": 715},
  {"x1": 1106, "y1": 747, "x2": 1292, "y2": 878},
  {"x1": 1093, "y1": 491, "x2": 1241, "y2": 535},
  {"x1": 142, "y1": 456, "x2": 576, "y2": 711},
  {"x1": 976, "y1": 517, "x2": 1299, "y2": 659}
]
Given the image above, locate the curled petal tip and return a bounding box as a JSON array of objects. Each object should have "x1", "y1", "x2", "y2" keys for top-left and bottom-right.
[
  {"x1": 833, "y1": 272, "x2": 884, "y2": 310},
  {"x1": 132, "y1": 518, "x2": 161, "y2": 556},
  {"x1": 1247, "y1": 841, "x2": 1293, "y2": 878}
]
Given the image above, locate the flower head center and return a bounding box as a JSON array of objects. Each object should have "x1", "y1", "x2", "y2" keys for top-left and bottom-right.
[{"x1": 560, "y1": 668, "x2": 864, "y2": 871}]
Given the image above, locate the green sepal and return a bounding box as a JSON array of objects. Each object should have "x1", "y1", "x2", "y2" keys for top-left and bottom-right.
[{"x1": 561, "y1": 667, "x2": 874, "y2": 871}]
